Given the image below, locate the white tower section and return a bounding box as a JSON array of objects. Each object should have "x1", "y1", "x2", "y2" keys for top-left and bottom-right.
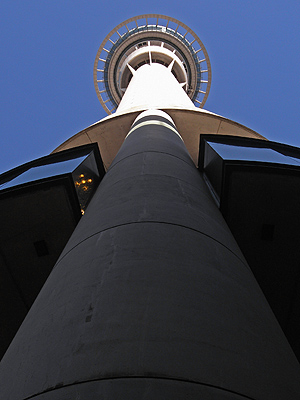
[
  {"x1": 94, "y1": 14, "x2": 212, "y2": 115},
  {"x1": 117, "y1": 62, "x2": 195, "y2": 113}
]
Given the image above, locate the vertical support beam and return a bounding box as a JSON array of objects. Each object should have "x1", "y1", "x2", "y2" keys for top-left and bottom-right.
[{"x1": 116, "y1": 63, "x2": 194, "y2": 114}]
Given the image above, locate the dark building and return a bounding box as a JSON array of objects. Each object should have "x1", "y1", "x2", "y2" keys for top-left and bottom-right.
[{"x1": 0, "y1": 14, "x2": 300, "y2": 400}]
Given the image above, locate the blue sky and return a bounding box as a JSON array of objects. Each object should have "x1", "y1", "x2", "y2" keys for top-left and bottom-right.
[{"x1": 1, "y1": 0, "x2": 300, "y2": 174}]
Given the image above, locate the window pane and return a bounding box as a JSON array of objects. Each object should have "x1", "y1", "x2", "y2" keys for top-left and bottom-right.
[
  {"x1": 1, "y1": 156, "x2": 86, "y2": 190},
  {"x1": 207, "y1": 142, "x2": 300, "y2": 166},
  {"x1": 72, "y1": 153, "x2": 100, "y2": 212}
]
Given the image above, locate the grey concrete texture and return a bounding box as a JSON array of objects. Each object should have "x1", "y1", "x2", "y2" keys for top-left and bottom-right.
[{"x1": 1, "y1": 117, "x2": 300, "y2": 399}]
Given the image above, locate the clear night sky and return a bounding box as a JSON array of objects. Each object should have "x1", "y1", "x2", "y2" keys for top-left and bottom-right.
[{"x1": 1, "y1": 0, "x2": 300, "y2": 174}]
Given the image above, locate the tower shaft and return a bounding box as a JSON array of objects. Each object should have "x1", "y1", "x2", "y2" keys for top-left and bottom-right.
[
  {"x1": 116, "y1": 61, "x2": 194, "y2": 114},
  {"x1": 1, "y1": 14, "x2": 300, "y2": 400},
  {"x1": 1, "y1": 113, "x2": 300, "y2": 399}
]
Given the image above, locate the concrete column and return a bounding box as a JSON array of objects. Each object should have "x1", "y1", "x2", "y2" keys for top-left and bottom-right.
[
  {"x1": 1, "y1": 111, "x2": 300, "y2": 400},
  {"x1": 116, "y1": 63, "x2": 195, "y2": 114}
]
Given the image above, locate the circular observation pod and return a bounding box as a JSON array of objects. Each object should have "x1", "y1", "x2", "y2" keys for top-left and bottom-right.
[{"x1": 94, "y1": 14, "x2": 212, "y2": 114}]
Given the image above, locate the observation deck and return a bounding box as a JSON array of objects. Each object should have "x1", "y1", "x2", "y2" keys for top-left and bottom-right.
[{"x1": 94, "y1": 14, "x2": 212, "y2": 114}]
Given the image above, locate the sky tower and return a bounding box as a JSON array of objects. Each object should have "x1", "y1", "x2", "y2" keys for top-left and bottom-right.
[{"x1": 1, "y1": 14, "x2": 300, "y2": 400}]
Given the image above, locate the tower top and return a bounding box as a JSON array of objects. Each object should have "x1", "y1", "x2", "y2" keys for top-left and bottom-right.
[{"x1": 94, "y1": 14, "x2": 211, "y2": 114}]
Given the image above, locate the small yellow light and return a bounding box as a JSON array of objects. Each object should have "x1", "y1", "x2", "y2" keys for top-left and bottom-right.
[
  {"x1": 87, "y1": 179, "x2": 92, "y2": 183},
  {"x1": 80, "y1": 174, "x2": 84, "y2": 178},
  {"x1": 81, "y1": 209, "x2": 85, "y2": 215},
  {"x1": 82, "y1": 180, "x2": 86, "y2": 184}
]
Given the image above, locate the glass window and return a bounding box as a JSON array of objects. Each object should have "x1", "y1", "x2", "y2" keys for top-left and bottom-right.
[
  {"x1": 207, "y1": 142, "x2": 300, "y2": 166},
  {"x1": 72, "y1": 153, "x2": 100, "y2": 212},
  {"x1": 1, "y1": 156, "x2": 87, "y2": 190}
]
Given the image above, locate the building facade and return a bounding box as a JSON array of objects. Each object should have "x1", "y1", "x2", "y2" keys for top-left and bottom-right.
[{"x1": 0, "y1": 14, "x2": 300, "y2": 400}]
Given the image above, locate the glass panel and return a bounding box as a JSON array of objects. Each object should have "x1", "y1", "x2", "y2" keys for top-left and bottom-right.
[
  {"x1": 72, "y1": 153, "x2": 100, "y2": 213},
  {"x1": 207, "y1": 142, "x2": 300, "y2": 166},
  {"x1": 1, "y1": 156, "x2": 86, "y2": 190}
]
